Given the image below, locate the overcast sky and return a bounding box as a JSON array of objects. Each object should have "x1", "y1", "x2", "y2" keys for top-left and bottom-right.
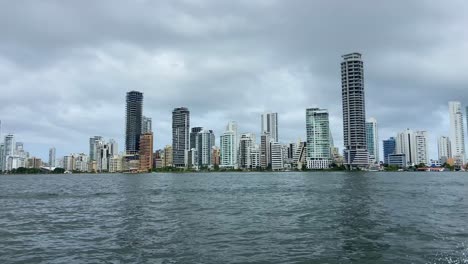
[{"x1": 1, "y1": 0, "x2": 468, "y2": 161}]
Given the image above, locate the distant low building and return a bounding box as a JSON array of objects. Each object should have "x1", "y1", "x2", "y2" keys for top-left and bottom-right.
[
  {"x1": 109, "y1": 155, "x2": 123, "y2": 173},
  {"x1": 27, "y1": 157, "x2": 42, "y2": 169},
  {"x1": 388, "y1": 154, "x2": 407, "y2": 168}
]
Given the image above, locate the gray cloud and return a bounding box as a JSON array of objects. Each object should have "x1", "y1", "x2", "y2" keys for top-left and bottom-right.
[{"x1": 1, "y1": 0, "x2": 467, "y2": 160}]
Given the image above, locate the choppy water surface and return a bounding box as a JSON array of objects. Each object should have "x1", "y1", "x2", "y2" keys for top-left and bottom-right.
[{"x1": 0, "y1": 172, "x2": 467, "y2": 263}]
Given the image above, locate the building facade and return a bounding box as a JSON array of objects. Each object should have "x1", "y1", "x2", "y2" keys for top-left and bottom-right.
[
  {"x1": 449, "y1": 101, "x2": 465, "y2": 164},
  {"x1": 139, "y1": 132, "x2": 154, "y2": 172},
  {"x1": 341, "y1": 53, "x2": 369, "y2": 169},
  {"x1": 366, "y1": 118, "x2": 379, "y2": 164},
  {"x1": 220, "y1": 124, "x2": 237, "y2": 169},
  {"x1": 89, "y1": 136, "x2": 103, "y2": 162},
  {"x1": 438, "y1": 136, "x2": 452, "y2": 164},
  {"x1": 306, "y1": 108, "x2": 331, "y2": 169},
  {"x1": 163, "y1": 145, "x2": 173, "y2": 167},
  {"x1": 195, "y1": 129, "x2": 215, "y2": 168},
  {"x1": 239, "y1": 133, "x2": 255, "y2": 169},
  {"x1": 49, "y1": 147, "x2": 56, "y2": 168},
  {"x1": 388, "y1": 154, "x2": 407, "y2": 168},
  {"x1": 3, "y1": 134, "x2": 15, "y2": 171},
  {"x1": 271, "y1": 142, "x2": 284, "y2": 171},
  {"x1": 97, "y1": 143, "x2": 111, "y2": 172},
  {"x1": 383, "y1": 137, "x2": 396, "y2": 165},
  {"x1": 260, "y1": 132, "x2": 271, "y2": 169},
  {"x1": 190, "y1": 127, "x2": 203, "y2": 150},
  {"x1": 172, "y1": 107, "x2": 190, "y2": 167},
  {"x1": 396, "y1": 129, "x2": 428, "y2": 166},
  {"x1": 125, "y1": 91, "x2": 143, "y2": 154},
  {"x1": 0, "y1": 143, "x2": 4, "y2": 172},
  {"x1": 141, "y1": 116, "x2": 152, "y2": 134},
  {"x1": 415, "y1": 131, "x2": 429, "y2": 166},
  {"x1": 261, "y1": 112, "x2": 278, "y2": 142}
]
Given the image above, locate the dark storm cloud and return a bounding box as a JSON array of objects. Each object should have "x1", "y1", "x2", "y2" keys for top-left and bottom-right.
[{"x1": 1, "y1": 0, "x2": 467, "y2": 159}]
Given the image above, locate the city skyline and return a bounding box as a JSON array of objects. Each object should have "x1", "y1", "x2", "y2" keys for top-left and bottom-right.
[{"x1": 1, "y1": 1, "x2": 468, "y2": 162}]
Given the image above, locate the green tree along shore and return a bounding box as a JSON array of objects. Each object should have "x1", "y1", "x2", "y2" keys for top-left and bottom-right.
[{"x1": 6, "y1": 167, "x2": 66, "y2": 174}]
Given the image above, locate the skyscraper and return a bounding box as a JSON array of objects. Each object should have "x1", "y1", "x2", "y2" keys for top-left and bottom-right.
[
  {"x1": 97, "y1": 142, "x2": 111, "y2": 172},
  {"x1": 466, "y1": 106, "x2": 468, "y2": 143},
  {"x1": 141, "y1": 116, "x2": 152, "y2": 134},
  {"x1": 190, "y1": 127, "x2": 203, "y2": 150},
  {"x1": 260, "y1": 132, "x2": 271, "y2": 169},
  {"x1": 220, "y1": 121, "x2": 238, "y2": 169},
  {"x1": 396, "y1": 129, "x2": 428, "y2": 166},
  {"x1": 438, "y1": 136, "x2": 451, "y2": 164},
  {"x1": 239, "y1": 133, "x2": 255, "y2": 169},
  {"x1": 108, "y1": 139, "x2": 118, "y2": 156},
  {"x1": 163, "y1": 145, "x2": 173, "y2": 167},
  {"x1": 0, "y1": 143, "x2": 4, "y2": 172},
  {"x1": 270, "y1": 142, "x2": 284, "y2": 171},
  {"x1": 125, "y1": 91, "x2": 143, "y2": 154},
  {"x1": 139, "y1": 132, "x2": 154, "y2": 172},
  {"x1": 172, "y1": 107, "x2": 190, "y2": 167},
  {"x1": 366, "y1": 118, "x2": 379, "y2": 164},
  {"x1": 449, "y1": 101, "x2": 465, "y2": 164},
  {"x1": 89, "y1": 136, "x2": 103, "y2": 161},
  {"x1": 195, "y1": 129, "x2": 215, "y2": 168},
  {"x1": 3, "y1": 134, "x2": 15, "y2": 171},
  {"x1": 383, "y1": 137, "x2": 396, "y2": 165},
  {"x1": 415, "y1": 131, "x2": 429, "y2": 166},
  {"x1": 306, "y1": 108, "x2": 331, "y2": 169},
  {"x1": 261, "y1": 112, "x2": 278, "y2": 142},
  {"x1": 341, "y1": 53, "x2": 368, "y2": 169},
  {"x1": 49, "y1": 147, "x2": 56, "y2": 168}
]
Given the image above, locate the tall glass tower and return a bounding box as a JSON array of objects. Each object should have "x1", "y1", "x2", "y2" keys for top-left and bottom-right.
[
  {"x1": 383, "y1": 137, "x2": 396, "y2": 165},
  {"x1": 172, "y1": 107, "x2": 190, "y2": 167},
  {"x1": 261, "y1": 112, "x2": 278, "y2": 142},
  {"x1": 449, "y1": 101, "x2": 465, "y2": 164},
  {"x1": 366, "y1": 118, "x2": 379, "y2": 164},
  {"x1": 341, "y1": 53, "x2": 369, "y2": 169},
  {"x1": 125, "y1": 91, "x2": 143, "y2": 154},
  {"x1": 306, "y1": 108, "x2": 331, "y2": 169}
]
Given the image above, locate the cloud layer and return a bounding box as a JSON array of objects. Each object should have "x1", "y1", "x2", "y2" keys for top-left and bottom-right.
[{"x1": 1, "y1": 0, "x2": 468, "y2": 160}]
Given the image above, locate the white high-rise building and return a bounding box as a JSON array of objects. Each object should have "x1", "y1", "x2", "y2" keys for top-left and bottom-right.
[
  {"x1": 0, "y1": 143, "x2": 4, "y2": 172},
  {"x1": 109, "y1": 155, "x2": 123, "y2": 173},
  {"x1": 3, "y1": 134, "x2": 15, "y2": 171},
  {"x1": 63, "y1": 155, "x2": 74, "y2": 171},
  {"x1": 49, "y1": 147, "x2": 56, "y2": 168},
  {"x1": 220, "y1": 122, "x2": 238, "y2": 169},
  {"x1": 366, "y1": 118, "x2": 379, "y2": 164},
  {"x1": 438, "y1": 136, "x2": 451, "y2": 164},
  {"x1": 449, "y1": 101, "x2": 465, "y2": 164},
  {"x1": 97, "y1": 143, "x2": 111, "y2": 172},
  {"x1": 396, "y1": 129, "x2": 428, "y2": 166},
  {"x1": 415, "y1": 131, "x2": 429, "y2": 165},
  {"x1": 250, "y1": 145, "x2": 260, "y2": 169},
  {"x1": 195, "y1": 129, "x2": 215, "y2": 168},
  {"x1": 271, "y1": 142, "x2": 284, "y2": 171},
  {"x1": 261, "y1": 112, "x2": 278, "y2": 142},
  {"x1": 306, "y1": 108, "x2": 332, "y2": 169},
  {"x1": 89, "y1": 136, "x2": 103, "y2": 161},
  {"x1": 108, "y1": 139, "x2": 118, "y2": 156},
  {"x1": 74, "y1": 154, "x2": 89, "y2": 172}
]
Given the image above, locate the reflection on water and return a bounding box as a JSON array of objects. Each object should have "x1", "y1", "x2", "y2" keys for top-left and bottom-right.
[{"x1": 338, "y1": 173, "x2": 389, "y2": 262}]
